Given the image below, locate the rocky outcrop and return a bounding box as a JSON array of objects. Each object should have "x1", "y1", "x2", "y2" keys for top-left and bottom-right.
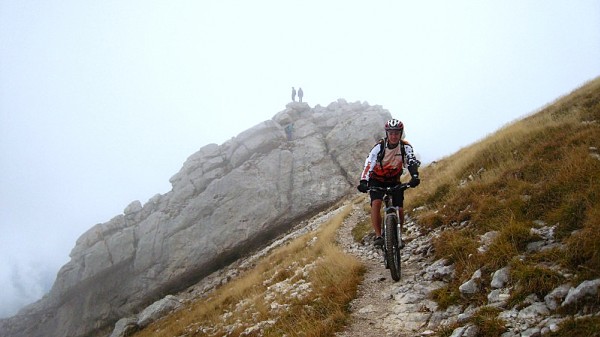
[{"x1": 0, "y1": 100, "x2": 391, "y2": 337}]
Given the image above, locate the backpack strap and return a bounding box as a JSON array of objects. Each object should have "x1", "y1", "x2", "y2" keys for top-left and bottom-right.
[
  {"x1": 376, "y1": 138, "x2": 386, "y2": 169},
  {"x1": 400, "y1": 139, "x2": 407, "y2": 164}
]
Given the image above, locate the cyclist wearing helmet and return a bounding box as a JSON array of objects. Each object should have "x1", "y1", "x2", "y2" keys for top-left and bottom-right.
[{"x1": 357, "y1": 118, "x2": 421, "y2": 247}]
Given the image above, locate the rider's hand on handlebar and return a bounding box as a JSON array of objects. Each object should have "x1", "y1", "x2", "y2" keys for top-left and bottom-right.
[
  {"x1": 409, "y1": 174, "x2": 420, "y2": 187},
  {"x1": 357, "y1": 180, "x2": 369, "y2": 193}
]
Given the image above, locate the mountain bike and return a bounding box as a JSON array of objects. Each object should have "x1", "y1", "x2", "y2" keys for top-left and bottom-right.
[{"x1": 369, "y1": 183, "x2": 410, "y2": 281}]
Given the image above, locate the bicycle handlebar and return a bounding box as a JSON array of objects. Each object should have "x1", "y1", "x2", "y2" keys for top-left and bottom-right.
[{"x1": 367, "y1": 183, "x2": 411, "y2": 193}]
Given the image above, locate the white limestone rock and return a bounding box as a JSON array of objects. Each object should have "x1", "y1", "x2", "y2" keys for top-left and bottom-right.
[
  {"x1": 491, "y1": 266, "x2": 510, "y2": 289},
  {"x1": 562, "y1": 278, "x2": 600, "y2": 307}
]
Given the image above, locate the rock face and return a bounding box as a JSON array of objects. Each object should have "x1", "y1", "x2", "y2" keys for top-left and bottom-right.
[{"x1": 0, "y1": 100, "x2": 391, "y2": 337}]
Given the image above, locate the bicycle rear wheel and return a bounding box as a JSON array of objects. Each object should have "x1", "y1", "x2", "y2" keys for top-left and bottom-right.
[{"x1": 384, "y1": 214, "x2": 401, "y2": 281}]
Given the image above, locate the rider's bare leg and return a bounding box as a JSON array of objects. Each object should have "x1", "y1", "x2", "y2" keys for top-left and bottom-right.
[{"x1": 371, "y1": 199, "x2": 383, "y2": 237}]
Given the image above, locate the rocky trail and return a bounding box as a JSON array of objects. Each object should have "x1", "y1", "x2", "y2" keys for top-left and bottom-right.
[{"x1": 334, "y1": 202, "x2": 445, "y2": 337}]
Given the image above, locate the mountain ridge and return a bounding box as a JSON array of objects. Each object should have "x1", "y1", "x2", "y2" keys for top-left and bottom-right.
[{"x1": 0, "y1": 99, "x2": 392, "y2": 337}]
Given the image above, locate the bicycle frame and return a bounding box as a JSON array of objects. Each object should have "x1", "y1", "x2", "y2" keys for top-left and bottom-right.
[
  {"x1": 382, "y1": 194, "x2": 399, "y2": 218},
  {"x1": 369, "y1": 183, "x2": 409, "y2": 281}
]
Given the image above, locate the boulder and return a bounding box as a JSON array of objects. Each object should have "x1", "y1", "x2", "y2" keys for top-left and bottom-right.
[
  {"x1": 562, "y1": 278, "x2": 600, "y2": 307},
  {"x1": 137, "y1": 295, "x2": 181, "y2": 328},
  {"x1": 109, "y1": 317, "x2": 138, "y2": 337},
  {"x1": 459, "y1": 269, "x2": 482, "y2": 296},
  {"x1": 491, "y1": 267, "x2": 510, "y2": 289},
  {"x1": 544, "y1": 283, "x2": 571, "y2": 310}
]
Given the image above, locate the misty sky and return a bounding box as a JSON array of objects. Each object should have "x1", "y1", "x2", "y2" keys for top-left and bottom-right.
[{"x1": 1, "y1": 1, "x2": 599, "y2": 318}]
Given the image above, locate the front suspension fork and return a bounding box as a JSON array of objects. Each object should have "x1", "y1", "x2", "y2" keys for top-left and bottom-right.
[{"x1": 385, "y1": 206, "x2": 404, "y2": 232}]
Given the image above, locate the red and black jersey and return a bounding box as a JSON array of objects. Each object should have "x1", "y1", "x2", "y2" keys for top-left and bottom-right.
[{"x1": 360, "y1": 138, "x2": 419, "y2": 183}]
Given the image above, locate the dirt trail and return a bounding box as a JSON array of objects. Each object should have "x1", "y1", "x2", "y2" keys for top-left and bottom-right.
[{"x1": 335, "y1": 203, "x2": 440, "y2": 337}]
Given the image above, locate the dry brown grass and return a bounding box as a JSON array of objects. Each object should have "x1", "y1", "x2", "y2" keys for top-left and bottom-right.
[
  {"x1": 481, "y1": 219, "x2": 536, "y2": 270},
  {"x1": 506, "y1": 260, "x2": 565, "y2": 307},
  {"x1": 407, "y1": 77, "x2": 600, "y2": 232},
  {"x1": 350, "y1": 194, "x2": 372, "y2": 242},
  {"x1": 413, "y1": 77, "x2": 600, "y2": 313},
  {"x1": 132, "y1": 204, "x2": 365, "y2": 337},
  {"x1": 545, "y1": 316, "x2": 600, "y2": 337},
  {"x1": 564, "y1": 205, "x2": 600, "y2": 282},
  {"x1": 469, "y1": 306, "x2": 506, "y2": 337}
]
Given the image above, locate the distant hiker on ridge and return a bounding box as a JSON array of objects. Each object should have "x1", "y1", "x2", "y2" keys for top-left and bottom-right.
[
  {"x1": 298, "y1": 87, "x2": 304, "y2": 102},
  {"x1": 291, "y1": 87, "x2": 297, "y2": 102}
]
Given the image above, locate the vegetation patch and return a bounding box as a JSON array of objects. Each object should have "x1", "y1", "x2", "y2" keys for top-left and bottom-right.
[
  {"x1": 132, "y1": 205, "x2": 365, "y2": 337},
  {"x1": 430, "y1": 229, "x2": 483, "y2": 308},
  {"x1": 351, "y1": 218, "x2": 371, "y2": 243},
  {"x1": 507, "y1": 261, "x2": 565, "y2": 307},
  {"x1": 414, "y1": 208, "x2": 445, "y2": 231},
  {"x1": 432, "y1": 229, "x2": 478, "y2": 266},
  {"x1": 350, "y1": 195, "x2": 373, "y2": 243},
  {"x1": 430, "y1": 284, "x2": 461, "y2": 310},
  {"x1": 404, "y1": 77, "x2": 600, "y2": 313},
  {"x1": 481, "y1": 219, "x2": 536, "y2": 271},
  {"x1": 469, "y1": 306, "x2": 506, "y2": 336},
  {"x1": 564, "y1": 205, "x2": 600, "y2": 282},
  {"x1": 435, "y1": 322, "x2": 460, "y2": 337},
  {"x1": 545, "y1": 316, "x2": 600, "y2": 337}
]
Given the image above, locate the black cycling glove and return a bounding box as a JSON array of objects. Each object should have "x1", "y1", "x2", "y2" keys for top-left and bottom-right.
[
  {"x1": 357, "y1": 180, "x2": 368, "y2": 193},
  {"x1": 408, "y1": 164, "x2": 420, "y2": 187},
  {"x1": 409, "y1": 175, "x2": 420, "y2": 187}
]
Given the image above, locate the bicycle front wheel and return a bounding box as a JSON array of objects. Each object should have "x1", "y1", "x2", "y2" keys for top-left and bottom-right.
[{"x1": 384, "y1": 214, "x2": 401, "y2": 281}]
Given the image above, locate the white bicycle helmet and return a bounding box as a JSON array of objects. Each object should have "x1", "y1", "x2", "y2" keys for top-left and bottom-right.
[{"x1": 384, "y1": 119, "x2": 404, "y2": 132}]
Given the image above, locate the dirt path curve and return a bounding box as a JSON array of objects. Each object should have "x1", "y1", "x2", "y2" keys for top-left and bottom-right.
[{"x1": 335, "y1": 202, "x2": 443, "y2": 337}]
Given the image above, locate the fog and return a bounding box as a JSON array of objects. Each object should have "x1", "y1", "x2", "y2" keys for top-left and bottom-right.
[{"x1": 1, "y1": 0, "x2": 599, "y2": 318}]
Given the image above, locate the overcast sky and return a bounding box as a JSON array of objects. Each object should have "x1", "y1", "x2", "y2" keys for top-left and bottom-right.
[{"x1": 1, "y1": 0, "x2": 599, "y2": 318}]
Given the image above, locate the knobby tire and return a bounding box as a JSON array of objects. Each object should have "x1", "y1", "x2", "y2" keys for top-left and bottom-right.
[{"x1": 384, "y1": 214, "x2": 401, "y2": 281}]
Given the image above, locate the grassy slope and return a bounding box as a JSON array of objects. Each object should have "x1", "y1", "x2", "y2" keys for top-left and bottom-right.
[
  {"x1": 129, "y1": 77, "x2": 600, "y2": 337},
  {"x1": 131, "y1": 201, "x2": 365, "y2": 337},
  {"x1": 405, "y1": 76, "x2": 600, "y2": 333}
]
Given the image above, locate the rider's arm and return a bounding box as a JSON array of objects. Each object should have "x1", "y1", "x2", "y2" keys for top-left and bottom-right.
[
  {"x1": 360, "y1": 143, "x2": 382, "y2": 181},
  {"x1": 403, "y1": 142, "x2": 421, "y2": 170},
  {"x1": 403, "y1": 142, "x2": 421, "y2": 186}
]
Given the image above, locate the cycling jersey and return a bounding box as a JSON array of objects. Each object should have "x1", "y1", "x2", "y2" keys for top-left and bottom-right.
[{"x1": 360, "y1": 139, "x2": 419, "y2": 183}]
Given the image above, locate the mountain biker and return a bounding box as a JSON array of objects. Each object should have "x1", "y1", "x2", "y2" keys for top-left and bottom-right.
[{"x1": 357, "y1": 118, "x2": 421, "y2": 247}]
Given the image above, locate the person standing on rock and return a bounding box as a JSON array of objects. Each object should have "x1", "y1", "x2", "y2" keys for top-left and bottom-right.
[
  {"x1": 357, "y1": 119, "x2": 421, "y2": 247},
  {"x1": 285, "y1": 123, "x2": 294, "y2": 140},
  {"x1": 291, "y1": 87, "x2": 297, "y2": 102},
  {"x1": 298, "y1": 87, "x2": 304, "y2": 102}
]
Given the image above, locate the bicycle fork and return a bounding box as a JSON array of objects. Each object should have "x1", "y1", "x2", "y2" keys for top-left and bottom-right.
[{"x1": 385, "y1": 206, "x2": 404, "y2": 246}]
